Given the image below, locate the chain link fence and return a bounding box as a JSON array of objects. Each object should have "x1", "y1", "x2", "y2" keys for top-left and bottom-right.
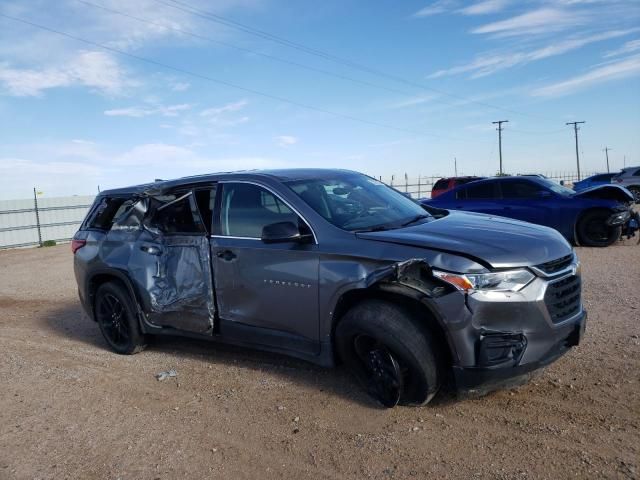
[{"x1": 0, "y1": 171, "x2": 597, "y2": 249}]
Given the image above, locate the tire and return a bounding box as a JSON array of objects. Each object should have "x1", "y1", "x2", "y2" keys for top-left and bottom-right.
[
  {"x1": 94, "y1": 282, "x2": 147, "y2": 355},
  {"x1": 335, "y1": 299, "x2": 441, "y2": 408},
  {"x1": 576, "y1": 209, "x2": 621, "y2": 247},
  {"x1": 629, "y1": 186, "x2": 640, "y2": 203}
]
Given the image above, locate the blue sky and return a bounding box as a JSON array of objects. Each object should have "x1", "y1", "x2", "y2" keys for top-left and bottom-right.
[{"x1": 1, "y1": 0, "x2": 639, "y2": 199}]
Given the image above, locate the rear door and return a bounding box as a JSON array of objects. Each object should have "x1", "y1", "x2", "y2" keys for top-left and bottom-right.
[
  {"x1": 453, "y1": 181, "x2": 502, "y2": 214},
  {"x1": 494, "y1": 179, "x2": 554, "y2": 225},
  {"x1": 211, "y1": 181, "x2": 320, "y2": 353},
  {"x1": 128, "y1": 189, "x2": 216, "y2": 334}
]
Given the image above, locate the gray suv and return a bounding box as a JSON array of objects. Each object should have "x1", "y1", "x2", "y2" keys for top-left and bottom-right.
[
  {"x1": 73, "y1": 169, "x2": 586, "y2": 407},
  {"x1": 612, "y1": 166, "x2": 640, "y2": 201}
]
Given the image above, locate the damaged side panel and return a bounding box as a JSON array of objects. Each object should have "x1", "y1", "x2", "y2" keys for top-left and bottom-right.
[{"x1": 126, "y1": 192, "x2": 216, "y2": 334}]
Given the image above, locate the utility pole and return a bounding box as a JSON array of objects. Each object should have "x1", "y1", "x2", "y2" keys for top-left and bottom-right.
[
  {"x1": 492, "y1": 120, "x2": 508, "y2": 175},
  {"x1": 603, "y1": 147, "x2": 612, "y2": 173},
  {"x1": 454, "y1": 157, "x2": 458, "y2": 176},
  {"x1": 566, "y1": 121, "x2": 585, "y2": 181}
]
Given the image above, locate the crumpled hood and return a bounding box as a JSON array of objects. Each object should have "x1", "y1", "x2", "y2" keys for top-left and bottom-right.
[
  {"x1": 356, "y1": 211, "x2": 572, "y2": 269},
  {"x1": 571, "y1": 184, "x2": 634, "y2": 202}
]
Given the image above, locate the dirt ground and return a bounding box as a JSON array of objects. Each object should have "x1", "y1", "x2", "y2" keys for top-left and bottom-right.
[{"x1": 0, "y1": 242, "x2": 638, "y2": 480}]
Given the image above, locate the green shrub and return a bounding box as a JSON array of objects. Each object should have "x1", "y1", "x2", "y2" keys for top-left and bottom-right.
[{"x1": 41, "y1": 240, "x2": 57, "y2": 247}]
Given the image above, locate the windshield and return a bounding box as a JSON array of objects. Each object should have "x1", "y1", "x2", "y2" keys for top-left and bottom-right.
[
  {"x1": 539, "y1": 178, "x2": 575, "y2": 196},
  {"x1": 286, "y1": 174, "x2": 430, "y2": 232}
]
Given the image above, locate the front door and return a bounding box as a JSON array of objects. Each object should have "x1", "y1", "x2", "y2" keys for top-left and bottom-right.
[{"x1": 211, "y1": 182, "x2": 320, "y2": 351}]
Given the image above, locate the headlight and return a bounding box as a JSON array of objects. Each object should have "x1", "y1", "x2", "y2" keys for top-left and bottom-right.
[{"x1": 433, "y1": 269, "x2": 535, "y2": 292}]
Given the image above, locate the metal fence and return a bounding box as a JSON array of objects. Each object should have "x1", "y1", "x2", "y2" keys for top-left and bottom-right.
[
  {"x1": 0, "y1": 191, "x2": 96, "y2": 249},
  {"x1": 0, "y1": 171, "x2": 596, "y2": 249}
]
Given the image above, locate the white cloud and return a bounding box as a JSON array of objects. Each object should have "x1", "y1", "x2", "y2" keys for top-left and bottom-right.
[
  {"x1": 104, "y1": 103, "x2": 192, "y2": 117},
  {"x1": 531, "y1": 54, "x2": 640, "y2": 96},
  {"x1": 472, "y1": 8, "x2": 586, "y2": 36},
  {"x1": 604, "y1": 39, "x2": 640, "y2": 58},
  {"x1": 275, "y1": 135, "x2": 298, "y2": 147},
  {"x1": 200, "y1": 99, "x2": 249, "y2": 117},
  {"x1": 429, "y1": 29, "x2": 638, "y2": 78},
  {"x1": 0, "y1": 51, "x2": 134, "y2": 96},
  {"x1": 459, "y1": 0, "x2": 509, "y2": 15},
  {"x1": 387, "y1": 95, "x2": 438, "y2": 109},
  {"x1": 170, "y1": 81, "x2": 191, "y2": 91},
  {"x1": 412, "y1": 1, "x2": 458, "y2": 17}
]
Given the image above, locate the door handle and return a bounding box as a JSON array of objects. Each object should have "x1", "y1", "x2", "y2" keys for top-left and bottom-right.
[
  {"x1": 140, "y1": 245, "x2": 162, "y2": 256},
  {"x1": 216, "y1": 250, "x2": 237, "y2": 261}
]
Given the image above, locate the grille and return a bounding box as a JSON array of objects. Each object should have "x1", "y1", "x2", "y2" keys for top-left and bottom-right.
[
  {"x1": 544, "y1": 275, "x2": 581, "y2": 324},
  {"x1": 536, "y1": 254, "x2": 574, "y2": 275}
]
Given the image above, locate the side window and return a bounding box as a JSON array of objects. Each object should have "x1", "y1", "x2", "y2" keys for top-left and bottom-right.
[
  {"x1": 633, "y1": 169, "x2": 640, "y2": 177},
  {"x1": 219, "y1": 183, "x2": 299, "y2": 238},
  {"x1": 500, "y1": 181, "x2": 542, "y2": 199},
  {"x1": 460, "y1": 182, "x2": 496, "y2": 200},
  {"x1": 86, "y1": 196, "x2": 132, "y2": 230},
  {"x1": 193, "y1": 187, "x2": 216, "y2": 234},
  {"x1": 150, "y1": 193, "x2": 205, "y2": 234}
]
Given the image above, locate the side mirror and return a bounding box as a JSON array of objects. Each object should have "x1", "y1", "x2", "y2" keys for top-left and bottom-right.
[
  {"x1": 559, "y1": 180, "x2": 565, "y2": 186},
  {"x1": 261, "y1": 221, "x2": 312, "y2": 244}
]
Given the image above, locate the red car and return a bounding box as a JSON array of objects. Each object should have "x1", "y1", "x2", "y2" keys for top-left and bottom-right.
[{"x1": 431, "y1": 176, "x2": 484, "y2": 198}]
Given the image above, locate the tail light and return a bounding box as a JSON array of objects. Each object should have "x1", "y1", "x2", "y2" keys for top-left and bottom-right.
[
  {"x1": 615, "y1": 178, "x2": 623, "y2": 183},
  {"x1": 71, "y1": 239, "x2": 86, "y2": 254}
]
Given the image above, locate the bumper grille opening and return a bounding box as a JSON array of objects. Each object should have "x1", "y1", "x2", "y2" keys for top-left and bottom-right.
[
  {"x1": 544, "y1": 275, "x2": 581, "y2": 323},
  {"x1": 536, "y1": 254, "x2": 573, "y2": 275}
]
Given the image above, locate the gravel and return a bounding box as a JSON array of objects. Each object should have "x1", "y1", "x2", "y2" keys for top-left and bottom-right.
[{"x1": 0, "y1": 243, "x2": 638, "y2": 479}]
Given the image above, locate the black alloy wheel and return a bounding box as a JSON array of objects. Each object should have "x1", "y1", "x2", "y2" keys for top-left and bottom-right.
[{"x1": 353, "y1": 334, "x2": 404, "y2": 408}]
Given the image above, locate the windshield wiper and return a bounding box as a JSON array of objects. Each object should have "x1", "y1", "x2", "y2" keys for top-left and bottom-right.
[
  {"x1": 400, "y1": 214, "x2": 430, "y2": 227},
  {"x1": 353, "y1": 224, "x2": 393, "y2": 233}
]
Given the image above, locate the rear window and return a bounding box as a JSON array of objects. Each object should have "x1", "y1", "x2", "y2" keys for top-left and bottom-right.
[
  {"x1": 433, "y1": 179, "x2": 449, "y2": 190},
  {"x1": 455, "y1": 177, "x2": 481, "y2": 186},
  {"x1": 85, "y1": 196, "x2": 133, "y2": 230}
]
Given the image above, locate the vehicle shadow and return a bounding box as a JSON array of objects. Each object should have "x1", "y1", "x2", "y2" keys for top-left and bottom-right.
[{"x1": 41, "y1": 303, "x2": 386, "y2": 408}]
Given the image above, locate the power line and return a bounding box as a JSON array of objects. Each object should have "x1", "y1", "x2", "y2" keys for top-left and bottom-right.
[
  {"x1": 0, "y1": 12, "x2": 472, "y2": 143},
  {"x1": 151, "y1": 0, "x2": 547, "y2": 120},
  {"x1": 74, "y1": 0, "x2": 423, "y2": 99},
  {"x1": 566, "y1": 121, "x2": 586, "y2": 181},
  {"x1": 492, "y1": 120, "x2": 508, "y2": 175}
]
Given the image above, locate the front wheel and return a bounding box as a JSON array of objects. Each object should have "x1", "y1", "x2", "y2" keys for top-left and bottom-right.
[
  {"x1": 95, "y1": 282, "x2": 146, "y2": 355},
  {"x1": 629, "y1": 186, "x2": 640, "y2": 203},
  {"x1": 335, "y1": 300, "x2": 441, "y2": 408},
  {"x1": 577, "y1": 209, "x2": 621, "y2": 247}
]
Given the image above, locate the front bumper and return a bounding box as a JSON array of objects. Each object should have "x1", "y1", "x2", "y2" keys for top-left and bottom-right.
[
  {"x1": 431, "y1": 262, "x2": 587, "y2": 392},
  {"x1": 453, "y1": 310, "x2": 586, "y2": 391}
]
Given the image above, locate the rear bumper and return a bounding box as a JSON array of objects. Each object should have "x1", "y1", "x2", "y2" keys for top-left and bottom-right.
[{"x1": 453, "y1": 310, "x2": 586, "y2": 391}]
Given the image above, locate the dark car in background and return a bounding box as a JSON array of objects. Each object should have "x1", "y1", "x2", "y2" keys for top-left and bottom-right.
[
  {"x1": 612, "y1": 166, "x2": 640, "y2": 201},
  {"x1": 73, "y1": 169, "x2": 586, "y2": 408},
  {"x1": 572, "y1": 173, "x2": 616, "y2": 192},
  {"x1": 423, "y1": 176, "x2": 636, "y2": 247},
  {"x1": 431, "y1": 176, "x2": 484, "y2": 198}
]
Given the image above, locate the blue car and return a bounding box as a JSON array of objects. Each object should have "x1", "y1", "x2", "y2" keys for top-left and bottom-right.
[
  {"x1": 572, "y1": 173, "x2": 616, "y2": 191},
  {"x1": 422, "y1": 176, "x2": 635, "y2": 247}
]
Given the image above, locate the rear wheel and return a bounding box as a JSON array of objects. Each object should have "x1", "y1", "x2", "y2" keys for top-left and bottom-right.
[
  {"x1": 95, "y1": 282, "x2": 146, "y2": 354},
  {"x1": 577, "y1": 209, "x2": 621, "y2": 247},
  {"x1": 629, "y1": 186, "x2": 640, "y2": 203},
  {"x1": 335, "y1": 300, "x2": 441, "y2": 408}
]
